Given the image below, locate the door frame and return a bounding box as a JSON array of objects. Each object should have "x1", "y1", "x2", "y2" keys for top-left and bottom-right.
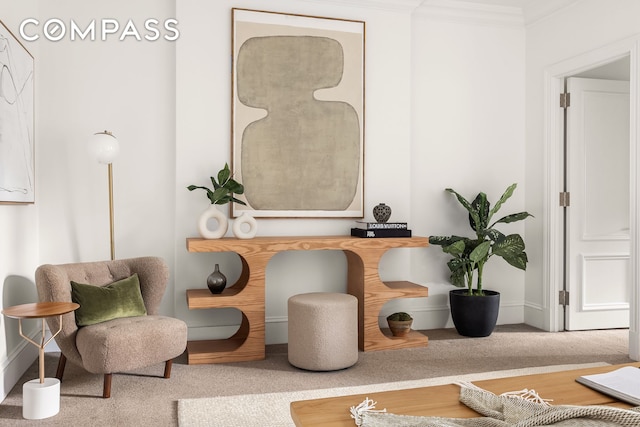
[{"x1": 543, "y1": 36, "x2": 640, "y2": 359}]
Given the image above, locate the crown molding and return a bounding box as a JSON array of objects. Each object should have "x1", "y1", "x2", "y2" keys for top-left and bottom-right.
[
  {"x1": 305, "y1": 0, "x2": 424, "y2": 13},
  {"x1": 522, "y1": 0, "x2": 581, "y2": 27},
  {"x1": 301, "y1": 0, "x2": 579, "y2": 26},
  {"x1": 414, "y1": 0, "x2": 524, "y2": 27}
]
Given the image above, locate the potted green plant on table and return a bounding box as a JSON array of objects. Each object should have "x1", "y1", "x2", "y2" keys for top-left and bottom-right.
[
  {"x1": 429, "y1": 183, "x2": 532, "y2": 337},
  {"x1": 386, "y1": 312, "x2": 413, "y2": 337},
  {"x1": 188, "y1": 163, "x2": 246, "y2": 239}
]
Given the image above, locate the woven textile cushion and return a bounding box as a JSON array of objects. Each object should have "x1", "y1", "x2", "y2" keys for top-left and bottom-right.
[
  {"x1": 76, "y1": 315, "x2": 187, "y2": 374},
  {"x1": 71, "y1": 274, "x2": 147, "y2": 327}
]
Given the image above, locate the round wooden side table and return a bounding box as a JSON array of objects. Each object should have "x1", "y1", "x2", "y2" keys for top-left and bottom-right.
[{"x1": 2, "y1": 301, "x2": 79, "y2": 420}]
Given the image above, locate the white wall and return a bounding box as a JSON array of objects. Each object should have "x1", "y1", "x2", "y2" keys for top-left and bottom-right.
[
  {"x1": 410, "y1": 6, "x2": 526, "y2": 327},
  {"x1": 0, "y1": 0, "x2": 40, "y2": 401},
  {"x1": 524, "y1": 0, "x2": 640, "y2": 330},
  {"x1": 35, "y1": 0, "x2": 177, "y2": 313}
]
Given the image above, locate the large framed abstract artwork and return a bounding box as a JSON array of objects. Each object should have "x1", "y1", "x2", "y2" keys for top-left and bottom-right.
[
  {"x1": 231, "y1": 9, "x2": 365, "y2": 218},
  {"x1": 0, "y1": 20, "x2": 34, "y2": 204}
]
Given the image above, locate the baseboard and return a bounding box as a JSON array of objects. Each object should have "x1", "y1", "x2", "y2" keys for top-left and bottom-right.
[
  {"x1": 188, "y1": 302, "x2": 527, "y2": 345},
  {"x1": 263, "y1": 303, "x2": 526, "y2": 344},
  {"x1": 0, "y1": 338, "x2": 38, "y2": 401},
  {"x1": 407, "y1": 301, "x2": 524, "y2": 331},
  {"x1": 523, "y1": 302, "x2": 547, "y2": 330},
  {"x1": 265, "y1": 316, "x2": 288, "y2": 345}
]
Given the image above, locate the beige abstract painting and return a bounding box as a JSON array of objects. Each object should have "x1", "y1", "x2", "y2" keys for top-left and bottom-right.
[{"x1": 232, "y1": 9, "x2": 364, "y2": 218}]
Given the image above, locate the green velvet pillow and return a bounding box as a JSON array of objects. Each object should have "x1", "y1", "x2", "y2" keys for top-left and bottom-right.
[{"x1": 71, "y1": 274, "x2": 147, "y2": 327}]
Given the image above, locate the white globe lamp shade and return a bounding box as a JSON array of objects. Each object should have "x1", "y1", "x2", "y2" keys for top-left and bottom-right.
[{"x1": 89, "y1": 131, "x2": 119, "y2": 164}]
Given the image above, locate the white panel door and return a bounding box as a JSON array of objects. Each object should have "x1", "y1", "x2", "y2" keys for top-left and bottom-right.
[{"x1": 566, "y1": 77, "x2": 630, "y2": 330}]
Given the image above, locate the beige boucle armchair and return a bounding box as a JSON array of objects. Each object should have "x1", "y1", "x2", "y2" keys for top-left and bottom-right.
[{"x1": 35, "y1": 257, "x2": 187, "y2": 398}]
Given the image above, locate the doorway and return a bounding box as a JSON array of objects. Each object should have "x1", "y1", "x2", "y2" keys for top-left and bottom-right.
[
  {"x1": 563, "y1": 61, "x2": 630, "y2": 330},
  {"x1": 543, "y1": 38, "x2": 640, "y2": 360}
]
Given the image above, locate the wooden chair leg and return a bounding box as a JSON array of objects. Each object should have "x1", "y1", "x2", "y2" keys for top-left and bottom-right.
[
  {"x1": 55, "y1": 353, "x2": 67, "y2": 381},
  {"x1": 103, "y1": 373, "x2": 112, "y2": 398},
  {"x1": 164, "y1": 360, "x2": 173, "y2": 379},
  {"x1": 101, "y1": 361, "x2": 171, "y2": 398}
]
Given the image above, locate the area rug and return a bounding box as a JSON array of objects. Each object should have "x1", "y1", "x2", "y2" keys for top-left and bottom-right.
[{"x1": 177, "y1": 362, "x2": 609, "y2": 427}]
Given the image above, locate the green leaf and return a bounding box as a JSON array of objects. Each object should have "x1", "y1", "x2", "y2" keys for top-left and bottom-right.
[
  {"x1": 492, "y1": 212, "x2": 534, "y2": 226},
  {"x1": 462, "y1": 238, "x2": 483, "y2": 255},
  {"x1": 218, "y1": 163, "x2": 231, "y2": 186},
  {"x1": 231, "y1": 196, "x2": 247, "y2": 206},
  {"x1": 447, "y1": 257, "x2": 465, "y2": 272},
  {"x1": 488, "y1": 183, "x2": 517, "y2": 220},
  {"x1": 469, "y1": 241, "x2": 490, "y2": 263},
  {"x1": 443, "y1": 240, "x2": 465, "y2": 256},
  {"x1": 215, "y1": 196, "x2": 233, "y2": 205},
  {"x1": 428, "y1": 235, "x2": 447, "y2": 246},
  {"x1": 445, "y1": 188, "x2": 481, "y2": 229},
  {"x1": 502, "y1": 251, "x2": 528, "y2": 270},
  {"x1": 211, "y1": 187, "x2": 229, "y2": 203},
  {"x1": 482, "y1": 228, "x2": 504, "y2": 242},
  {"x1": 450, "y1": 267, "x2": 466, "y2": 287},
  {"x1": 492, "y1": 234, "x2": 525, "y2": 258},
  {"x1": 429, "y1": 235, "x2": 464, "y2": 247},
  {"x1": 187, "y1": 185, "x2": 208, "y2": 192},
  {"x1": 188, "y1": 185, "x2": 215, "y2": 203},
  {"x1": 470, "y1": 192, "x2": 489, "y2": 232},
  {"x1": 225, "y1": 179, "x2": 245, "y2": 194},
  {"x1": 210, "y1": 175, "x2": 220, "y2": 190}
]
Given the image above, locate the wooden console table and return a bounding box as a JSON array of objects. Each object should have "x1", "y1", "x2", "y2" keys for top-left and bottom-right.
[
  {"x1": 185, "y1": 236, "x2": 429, "y2": 364},
  {"x1": 290, "y1": 362, "x2": 640, "y2": 426}
]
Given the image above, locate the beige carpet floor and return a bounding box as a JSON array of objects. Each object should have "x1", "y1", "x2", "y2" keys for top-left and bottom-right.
[
  {"x1": 177, "y1": 362, "x2": 610, "y2": 427},
  {"x1": 0, "y1": 325, "x2": 634, "y2": 426}
]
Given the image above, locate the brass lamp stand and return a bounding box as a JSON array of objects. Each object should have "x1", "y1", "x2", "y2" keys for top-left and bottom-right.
[{"x1": 89, "y1": 131, "x2": 119, "y2": 260}]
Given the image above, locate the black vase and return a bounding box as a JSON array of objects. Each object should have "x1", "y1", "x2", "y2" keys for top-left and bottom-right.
[
  {"x1": 207, "y1": 264, "x2": 227, "y2": 294},
  {"x1": 449, "y1": 289, "x2": 500, "y2": 337}
]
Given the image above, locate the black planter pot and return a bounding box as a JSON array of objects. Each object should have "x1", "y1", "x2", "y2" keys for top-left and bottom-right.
[{"x1": 449, "y1": 289, "x2": 500, "y2": 337}]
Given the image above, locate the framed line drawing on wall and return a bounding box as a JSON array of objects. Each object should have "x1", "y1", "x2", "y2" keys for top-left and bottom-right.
[
  {"x1": 0, "y1": 19, "x2": 34, "y2": 204},
  {"x1": 231, "y1": 8, "x2": 365, "y2": 218}
]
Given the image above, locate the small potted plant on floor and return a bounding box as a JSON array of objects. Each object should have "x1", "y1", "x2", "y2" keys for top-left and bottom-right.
[
  {"x1": 429, "y1": 183, "x2": 532, "y2": 337},
  {"x1": 386, "y1": 312, "x2": 413, "y2": 337}
]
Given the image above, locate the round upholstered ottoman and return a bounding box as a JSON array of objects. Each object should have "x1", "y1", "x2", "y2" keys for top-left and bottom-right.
[{"x1": 287, "y1": 292, "x2": 358, "y2": 371}]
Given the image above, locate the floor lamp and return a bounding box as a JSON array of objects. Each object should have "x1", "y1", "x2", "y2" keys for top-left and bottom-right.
[{"x1": 88, "y1": 131, "x2": 119, "y2": 261}]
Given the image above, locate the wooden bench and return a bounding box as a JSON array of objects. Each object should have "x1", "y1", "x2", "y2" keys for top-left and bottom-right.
[{"x1": 290, "y1": 362, "x2": 640, "y2": 426}]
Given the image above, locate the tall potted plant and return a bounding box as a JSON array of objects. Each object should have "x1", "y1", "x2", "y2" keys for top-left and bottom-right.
[{"x1": 429, "y1": 183, "x2": 532, "y2": 337}]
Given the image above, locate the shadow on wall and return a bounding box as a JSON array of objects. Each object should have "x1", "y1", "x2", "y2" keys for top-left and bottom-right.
[{"x1": 2, "y1": 275, "x2": 39, "y2": 353}]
